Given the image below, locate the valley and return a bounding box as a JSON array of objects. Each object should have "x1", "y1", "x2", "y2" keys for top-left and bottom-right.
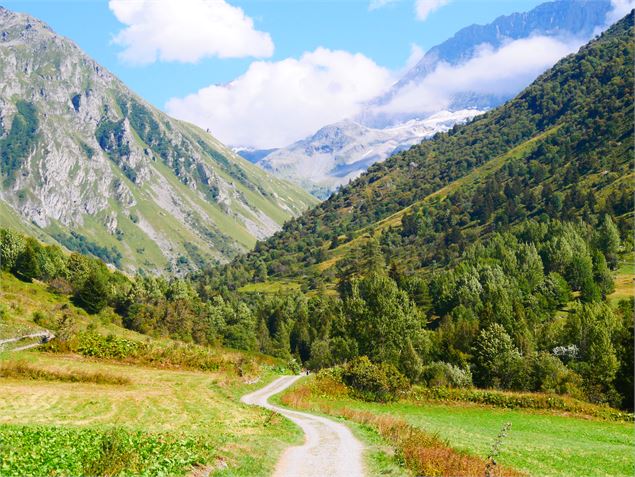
[{"x1": 0, "y1": 2, "x2": 633, "y2": 477}]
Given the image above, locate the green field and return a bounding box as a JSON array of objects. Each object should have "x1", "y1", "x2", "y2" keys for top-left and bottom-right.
[
  {"x1": 0, "y1": 272, "x2": 302, "y2": 476},
  {"x1": 280, "y1": 379, "x2": 634, "y2": 477},
  {"x1": 0, "y1": 351, "x2": 301, "y2": 477},
  {"x1": 339, "y1": 400, "x2": 633, "y2": 477}
]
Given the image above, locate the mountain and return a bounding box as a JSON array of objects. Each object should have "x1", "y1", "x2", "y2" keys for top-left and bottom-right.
[
  {"x1": 363, "y1": 0, "x2": 613, "y2": 127},
  {"x1": 235, "y1": 147, "x2": 279, "y2": 164},
  {"x1": 0, "y1": 7, "x2": 317, "y2": 273},
  {"x1": 247, "y1": 0, "x2": 614, "y2": 198},
  {"x1": 254, "y1": 110, "x2": 479, "y2": 199},
  {"x1": 205, "y1": 11, "x2": 633, "y2": 292}
]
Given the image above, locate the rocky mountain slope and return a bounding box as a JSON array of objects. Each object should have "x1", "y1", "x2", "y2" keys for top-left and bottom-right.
[
  {"x1": 255, "y1": 110, "x2": 478, "y2": 199},
  {"x1": 0, "y1": 6, "x2": 317, "y2": 273}
]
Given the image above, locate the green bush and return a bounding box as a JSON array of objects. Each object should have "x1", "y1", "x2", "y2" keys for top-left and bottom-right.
[
  {"x1": 76, "y1": 332, "x2": 143, "y2": 360},
  {"x1": 421, "y1": 361, "x2": 473, "y2": 388},
  {"x1": 410, "y1": 386, "x2": 633, "y2": 422},
  {"x1": 342, "y1": 356, "x2": 410, "y2": 402},
  {"x1": 44, "y1": 332, "x2": 234, "y2": 373}
]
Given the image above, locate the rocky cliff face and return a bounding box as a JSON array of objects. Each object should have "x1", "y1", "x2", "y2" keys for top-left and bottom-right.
[{"x1": 0, "y1": 7, "x2": 316, "y2": 273}]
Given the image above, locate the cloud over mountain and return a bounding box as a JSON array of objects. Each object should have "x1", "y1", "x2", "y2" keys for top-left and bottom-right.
[
  {"x1": 374, "y1": 35, "x2": 583, "y2": 116},
  {"x1": 166, "y1": 48, "x2": 393, "y2": 148}
]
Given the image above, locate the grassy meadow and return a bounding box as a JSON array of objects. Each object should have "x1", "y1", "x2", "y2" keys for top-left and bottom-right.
[
  {"x1": 280, "y1": 377, "x2": 634, "y2": 477},
  {"x1": 0, "y1": 272, "x2": 302, "y2": 476}
]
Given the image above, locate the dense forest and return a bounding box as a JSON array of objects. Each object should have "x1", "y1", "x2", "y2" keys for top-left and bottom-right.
[{"x1": 1, "y1": 13, "x2": 633, "y2": 411}]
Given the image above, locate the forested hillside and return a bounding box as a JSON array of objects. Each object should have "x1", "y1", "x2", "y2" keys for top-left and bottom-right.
[
  {"x1": 2, "y1": 13, "x2": 632, "y2": 413},
  {"x1": 205, "y1": 12, "x2": 633, "y2": 290}
]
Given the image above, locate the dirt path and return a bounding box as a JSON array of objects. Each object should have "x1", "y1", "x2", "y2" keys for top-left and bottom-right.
[
  {"x1": 241, "y1": 375, "x2": 365, "y2": 477},
  {"x1": 1, "y1": 331, "x2": 54, "y2": 352}
]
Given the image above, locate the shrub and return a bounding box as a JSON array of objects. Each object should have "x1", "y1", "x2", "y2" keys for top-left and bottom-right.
[
  {"x1": 76, "y1": 332, "x2": 143, "y2": 360},
  {"x1": 31, "y1": 310, "x2": 60, "y2": 332},
  {"x1": 74, "y1": 268, "x2": 110, "y2": 314},
  {"x1": 410, "y1": 386, "x2": 633, "y2": 422},
  {"x1": 421, "y1": 361, "x2": 473, "y2": 388},
  {"x1": 530, "y1": 352, "x2": 583, "y2": 397},
  {"x1": 341, "y1": 356, "x2": 410, "y2": 402}
]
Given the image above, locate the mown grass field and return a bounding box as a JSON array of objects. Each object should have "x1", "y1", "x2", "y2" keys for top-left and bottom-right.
[
  {"x1": 345, "y1": 400, "x2": 633, "y2": 477},
  {"x1": 0, "y1": 272, "x2": 302, "y2": 476},
  {"x1": 0, "y1": 351, "x2": 301, "y2": 477},
  {"x1": 281, "y1": 379, "x2": 634, "y2": 477}
]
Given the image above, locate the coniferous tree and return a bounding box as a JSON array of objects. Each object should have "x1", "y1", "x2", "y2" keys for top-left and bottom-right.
[{"x1": 75, "y1": 267, "x2": 110, "y2": 314}]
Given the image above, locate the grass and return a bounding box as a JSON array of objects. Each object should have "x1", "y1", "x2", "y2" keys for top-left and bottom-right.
[
  {"x1": 282, "y1": 377, "x2": 634, "y2": 477},
  {"x1": 370, "y1": 402, "x2": 635, "y2": 477},
  {"x1": 238, "y1": 280, "x2": 302, "y2": 294},
  {"x1": 280, "y1": 381, "x2": 523, "y2": 477},
  {"x1": 609, "y1": 252, "x2": 635, "y2": 303},
  {"x1": 0, "y1": 359, "x2": 130, "y2": 385},
  {"x1": 346, "y1": 420, "x2": 410, "y2": 477},
  {"x1": 0, "y1": 273, "x2": 302, "y2": 476},
  {"x1": 0, "y1": 351, "x2": 302, "y2": 477},
  {"x1": 609, "y1": 273, "x2": 634, "y2": 303},
  {"x1": 0, "y1": 271, "x2": 140, "y2": 342}
]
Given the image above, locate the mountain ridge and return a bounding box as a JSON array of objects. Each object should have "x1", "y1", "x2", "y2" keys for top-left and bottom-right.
[
  {"x1": 0, "y1": 6, "x2": 317, "y2": 273},
  {"x1": 246, "y1": 0, "x2": 615, "y2": 198}
]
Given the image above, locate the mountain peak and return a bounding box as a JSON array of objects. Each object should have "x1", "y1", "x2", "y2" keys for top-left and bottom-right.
[
  {"x1": 0, "y1": 6, "x2": 316, "y2": 273},
  {"x1": 0, "y1": 5, "x2": 55, "y2": 37}
]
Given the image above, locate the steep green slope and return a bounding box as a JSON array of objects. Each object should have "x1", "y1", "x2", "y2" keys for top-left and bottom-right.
[
  {"x1": 0, "y1": 7, "x2": 317, "y2": 274},
  {"x1": 205, "y1": 12, "x2": 633, "y2": 291}
]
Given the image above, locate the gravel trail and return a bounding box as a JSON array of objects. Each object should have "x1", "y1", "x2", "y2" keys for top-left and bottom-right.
[{"x1": 241, "y1": 375, "x2": 365, "y2": 477}]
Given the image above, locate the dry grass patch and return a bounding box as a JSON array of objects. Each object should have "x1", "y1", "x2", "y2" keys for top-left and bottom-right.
[{"x1": 0, "y1": 360, "x2": 130, "y2": 385}]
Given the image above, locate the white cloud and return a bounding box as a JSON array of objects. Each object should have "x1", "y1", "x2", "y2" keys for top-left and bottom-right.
[
  {"x1": 404, "y1": 43, "x2": 424, "y2": 71},
  {"x1": 369, "y1": 0, "x2": 399, "y2": 10},
  {"x1": 415, "y1": 0, "x2": 450, "y2": 21},
  {"x1": 166, "y1": 48, "x2": 393, "y2": 148},
  {"x1": 108, "y1": 0, "x2": 274, "y2": 64},
  {"x1": 606, "y1": 0, "x2": 635, "y2": 25},
  {"x1": 376, "y1": 35, "x2": 584, "y2": 116}
]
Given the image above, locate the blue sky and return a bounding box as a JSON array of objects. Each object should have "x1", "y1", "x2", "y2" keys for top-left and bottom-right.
[
  {"x1": 4, "y1": 0, "x2": 544, "y2": 108},
  {"x1": 6, "y1": 0, "x2": 626, "y2": 148}
]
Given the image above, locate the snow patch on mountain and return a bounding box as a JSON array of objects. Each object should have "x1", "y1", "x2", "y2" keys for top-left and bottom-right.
[{"x1": 256, "y1": 109, "x2": 481, "y2": 198}]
